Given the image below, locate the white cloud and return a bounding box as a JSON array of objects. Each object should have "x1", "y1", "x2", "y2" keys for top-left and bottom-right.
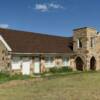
[
  {"x1": 0, "y1": 24, "x2": 9, "y2": 28},
  {"x1": 35, "y1": 4, "x2": 48, "y2": 12},
  {"x1": 34, "y1": 3, "x2": 64, "y2": 12},
  {"x1": 49, "y1": 3, "x2": 64, "y2": 9}
]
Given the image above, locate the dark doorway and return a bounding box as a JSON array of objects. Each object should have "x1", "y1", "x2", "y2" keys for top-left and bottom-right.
[
  {"x1": 75, "y1": 57, "x2": 84, "y2": 71},
  {"x1": 90, "y1": 57, "x2": 96, "y2": 70}
]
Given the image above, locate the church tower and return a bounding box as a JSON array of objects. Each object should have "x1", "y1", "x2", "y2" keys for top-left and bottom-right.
[{"x1": 73, "y1": 27, "x2": 99, "y2": 71}]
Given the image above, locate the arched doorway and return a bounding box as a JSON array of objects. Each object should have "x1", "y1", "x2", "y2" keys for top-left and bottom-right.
[
  {"x1": 75, "y1": 57, "x2": 84, "y2": 71},
  {"x1": 90, "y1": 57, "x2": 96, "y2": 70}
]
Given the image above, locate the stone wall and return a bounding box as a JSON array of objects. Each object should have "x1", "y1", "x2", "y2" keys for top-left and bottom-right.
[{"x1": 0, "y1": 40, "x2": 11, "y2": 72}]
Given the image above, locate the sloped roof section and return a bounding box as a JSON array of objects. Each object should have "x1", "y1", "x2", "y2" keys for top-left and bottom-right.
[{"x1": 0, "y1": 28, "x2": 73, "y2": 53}]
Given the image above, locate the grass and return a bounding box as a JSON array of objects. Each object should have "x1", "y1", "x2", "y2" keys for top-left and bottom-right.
[
  {"x1": 0, "y1": 71, "x2": 100, "y2": 100},
  {"x1": 0, "y1": 72, "x2": 31, "y2": 84}
]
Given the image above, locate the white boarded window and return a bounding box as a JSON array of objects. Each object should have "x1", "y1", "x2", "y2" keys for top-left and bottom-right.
[
  {"x1": 11, "y1": 57, "x2": 21, "y2": 70},
  {"x1": 45, "y1": 57, "x2": 54, "y2": 68},
  {"x1": 63, "y1": 57, "x2": 70, "y2": 66}
]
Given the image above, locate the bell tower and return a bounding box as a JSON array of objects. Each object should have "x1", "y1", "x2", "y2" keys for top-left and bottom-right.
[{"x1": 73, "y1": 27, "x2": 98, "y2": 70}]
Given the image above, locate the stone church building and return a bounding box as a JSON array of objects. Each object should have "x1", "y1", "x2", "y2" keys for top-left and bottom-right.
[{"x1": 0, "y1": 27, "x2": 99, "y2": 75}]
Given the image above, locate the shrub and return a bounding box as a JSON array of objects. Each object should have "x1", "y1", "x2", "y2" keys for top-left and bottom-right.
[
  {"x1": 9, "y1": 74, "x2": 30, "y2": 80},
  {"x1": 0, "y1": 72, "x2": 10, "y2": 83},
  {"x1": 49, "y1": 67, "x2": 72, "y2": 73},
  {"x1": 60, "y1": 67, "x2": 72, "y2": 72},
  {"x1": 0, "y1": 72, "x2": 30, "y2": 82},
  {"x1": 49, "y1": 67, "x2": 57, "y2": 73}
]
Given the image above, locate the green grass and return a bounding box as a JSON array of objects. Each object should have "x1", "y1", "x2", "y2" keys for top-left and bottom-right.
[
  {"x1": 0, "y1": 71, "x2": 100, "y2": 100},
  {"x1": 0, "y1": 72, "x2": 31, "y2": 84}
]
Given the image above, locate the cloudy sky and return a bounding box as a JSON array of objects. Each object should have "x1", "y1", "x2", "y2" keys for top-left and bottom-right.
[{"x1": 0, "y1": 0, "x2": 100, "y2": 36}]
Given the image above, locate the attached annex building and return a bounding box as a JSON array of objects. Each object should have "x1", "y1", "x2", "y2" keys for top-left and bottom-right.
[{"x1": 0, "y1": 27, "x2": 99, "y2": 75}]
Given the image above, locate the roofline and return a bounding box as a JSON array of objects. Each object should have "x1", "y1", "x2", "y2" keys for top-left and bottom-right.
[
  {"x1": 0, "y1": 28, "x2": 71, "y2": 39},
  {"x1": 10, "y1": 52, "x2": 74, "y2": 55},
  {"x1": 0, "y1": 35, "x2": 12, "y2": 51},
  {"x1": 73, "y1": 27, "x2": 96, "y2": 31}
]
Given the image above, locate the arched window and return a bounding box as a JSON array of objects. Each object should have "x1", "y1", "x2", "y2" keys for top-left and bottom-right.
[
  {"x1": 77, "y1": 38, "x2": 82, "y2": 48},
  {"x1": 90, "y1": 37, "x2": 95, "y2": 48}
]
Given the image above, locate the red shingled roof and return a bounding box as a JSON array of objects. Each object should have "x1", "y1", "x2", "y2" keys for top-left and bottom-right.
[{"x1": 0, "y1": 28, "x2": 73, "y2": 53}]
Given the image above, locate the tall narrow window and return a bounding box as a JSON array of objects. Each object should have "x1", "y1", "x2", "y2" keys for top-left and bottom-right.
[
  {"x1": 45, "y1": 57, "x2": 50, "y2": 63},
  {"x1": 45, "y1": 57, "x2": 53, "y2": 63},
  {"x1": 77, "y1": 38, "x2": 82, "y2": 48},
  {"x1": 91, "y1": 37, "x2": 95, "y2": 48},
  {"x1": 63, "y1": 57, "x2": 69, "y2": 67}
]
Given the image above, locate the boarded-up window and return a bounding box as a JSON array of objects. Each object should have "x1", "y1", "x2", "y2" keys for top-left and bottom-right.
[
  {"x1": 11, "y1": 57, "x2": 21, "y2": 70},
  {"x1": 45, "y1": 56, "x2": 54, "y2": 68},
  {"x1": 63, "y1": 57, "x2": 70, "y2": 66}
]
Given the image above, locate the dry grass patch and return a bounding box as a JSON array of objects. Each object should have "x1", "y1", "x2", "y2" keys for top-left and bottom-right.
[{"x1": 0, "y1": 72, "x2": 100, "y2": 100}]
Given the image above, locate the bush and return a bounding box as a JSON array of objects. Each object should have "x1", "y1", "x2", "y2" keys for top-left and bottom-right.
[
  {"x1": 9, "y1": 74, "x2": 31, "y2": 80},
  {"x1": 49, "y1": 67, "x2": 57, "y2": 73},
  {"x1": 0, "y1": 72, "x2": 31, "y2": 84},
  {"x1": 0, "y1": 72, "x2": 10, "y2": 83},
  {"x1": 60, "y1": 67, "x2": 72, "y2": 72},
  {"x1": 49, "y1": 67, "x2": 72, "y2": 73}
]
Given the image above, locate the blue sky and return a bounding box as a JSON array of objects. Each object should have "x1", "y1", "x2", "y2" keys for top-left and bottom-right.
[{"x1": 0, "y1": 0, "x2": 100, "y2": 36}]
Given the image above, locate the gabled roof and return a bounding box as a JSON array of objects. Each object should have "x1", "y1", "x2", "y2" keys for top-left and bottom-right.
[{"x1": 0, "y1": 28, "x2": 73, "y2": 53}]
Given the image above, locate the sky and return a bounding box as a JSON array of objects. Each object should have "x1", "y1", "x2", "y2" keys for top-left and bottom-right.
[{"x1": 0, "y1": 0, "x2": 100, "y2": 37}]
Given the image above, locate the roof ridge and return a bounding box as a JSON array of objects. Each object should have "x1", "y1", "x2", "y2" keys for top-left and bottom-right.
[{"x1": 0, "y1": 28, "x2": 71, "y2": 39}]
